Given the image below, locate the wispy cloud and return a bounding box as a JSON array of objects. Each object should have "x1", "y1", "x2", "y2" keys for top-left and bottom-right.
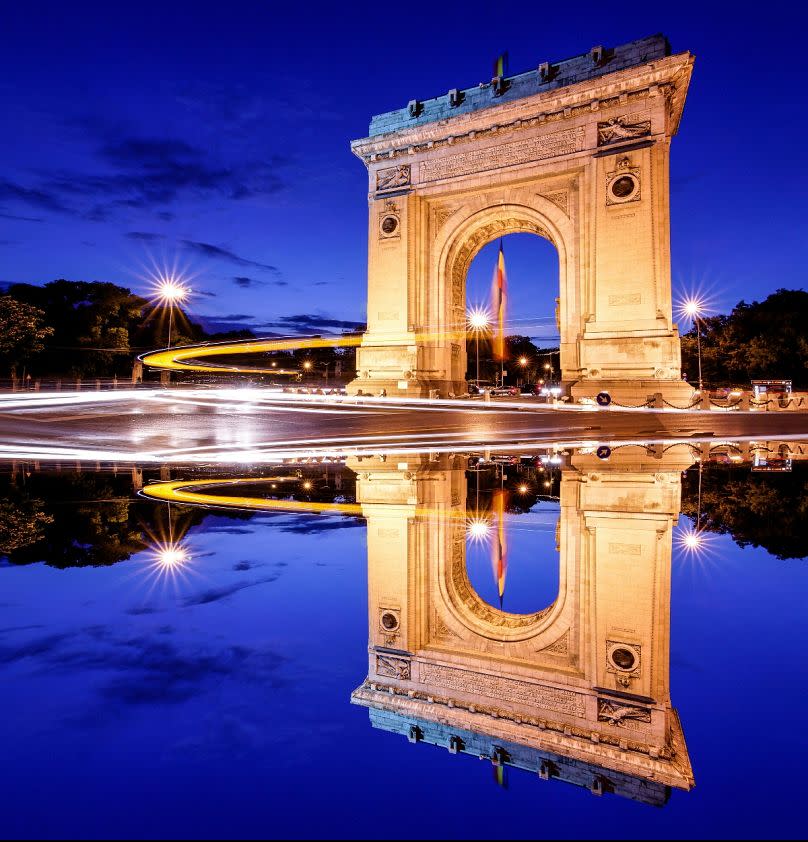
[
  {"x1": 233, "y1": 275, "x2": 288, "y2": 289},
  {"x1": 265, "y1": 314, "x2": 366, "y2": 334},
  {"x1": 181, "y1": 240, "x2": 281, "y2": 274},
  {"x1": 126, "y1": 231, "x2": 166, "y2": 242},
  {"x1": 0, "y1": 131, "x2": 294, "y2": 221}
]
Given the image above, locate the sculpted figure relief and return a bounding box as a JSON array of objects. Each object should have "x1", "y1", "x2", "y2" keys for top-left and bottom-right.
[
  {"x1": 376, "y1": 164, "x2": 411, "y2": 191},
  {"x1": 597, "y1": 116, "x2": 652, "y2": 145}
]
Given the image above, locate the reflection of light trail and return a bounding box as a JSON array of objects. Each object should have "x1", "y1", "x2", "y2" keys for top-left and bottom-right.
[
  {"x1": 140, "y1": 478, "x2": 513, "y2": 527},
  {"x1": 1, "y1": 433, "x2": 798, "y2": 466},
  {"x1": 141, "y1": 477, "x2": 364, "y2": 516}
]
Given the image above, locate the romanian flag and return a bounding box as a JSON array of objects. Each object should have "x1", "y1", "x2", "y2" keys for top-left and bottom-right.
[
  {"x1": 493, "y1": 52, "x2": 509, "y2": 78},
  {"x1": 491, "y1": 241, "x2": 507, "y2": 361},
  {"x1": 491, "y1": 488, "x2": 508, "y2": 608}
]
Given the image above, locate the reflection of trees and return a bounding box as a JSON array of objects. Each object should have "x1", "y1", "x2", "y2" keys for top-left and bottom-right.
[
  {"x1": 466, "y1": 465, "x2": 559, "y2": 514},
  {"x1": 681, "y1": 464, "x2": 808, "y2": 560},
  {"x1": 0, "y1": 468, "x2": 358, "y2": 567},
  {"x1": 0, "y1": 496, "x2": 53, "y2": 553},
  {"x1": 1, "y1": 473, "x2": 151, "y2": 567}
]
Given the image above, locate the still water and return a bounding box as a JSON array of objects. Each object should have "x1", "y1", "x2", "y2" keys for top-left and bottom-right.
[{"x1": 1, "y1": 443, "x2": 806, "y2": 839}]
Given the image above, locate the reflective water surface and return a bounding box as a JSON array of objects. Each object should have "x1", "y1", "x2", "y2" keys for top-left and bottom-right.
[{"x1": 1, "y1": 442, "x2": 807, "y2": 838}]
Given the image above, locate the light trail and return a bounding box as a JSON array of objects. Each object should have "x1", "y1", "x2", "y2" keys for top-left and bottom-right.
[{"x1": 139, "y1": 334, "x2": 364, "y2": 374}]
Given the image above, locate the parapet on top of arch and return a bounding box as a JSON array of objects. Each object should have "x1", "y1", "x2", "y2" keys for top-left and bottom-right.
[{"x1": 351, "y1": 34, "x2": 694, "y2": 171}]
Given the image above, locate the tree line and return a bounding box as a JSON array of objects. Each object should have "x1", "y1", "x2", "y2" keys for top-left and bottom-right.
[
  {"x1": 680, "y1": 288, "x2": 808, "y2": 389},
  {"x1": 2, "y1": 280, "x2": 805, "y2": 386}
]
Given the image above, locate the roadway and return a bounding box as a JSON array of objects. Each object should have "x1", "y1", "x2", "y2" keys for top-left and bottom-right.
[{"x1": 1, "y1": 388, "x2": 807, "y2": 464}]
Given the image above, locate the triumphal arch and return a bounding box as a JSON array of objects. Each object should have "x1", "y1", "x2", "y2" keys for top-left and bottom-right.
[
  {"x1": 348, "y1": 35, "x2": 695, "y2": 402},
  {"x1": 349, "y1": 448, "x2": 695, "y2": 802}
]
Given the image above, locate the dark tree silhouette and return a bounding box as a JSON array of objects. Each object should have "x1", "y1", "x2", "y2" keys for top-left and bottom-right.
[{"x1": 681, "y1": 462, "x2": 808, "y2": 559}]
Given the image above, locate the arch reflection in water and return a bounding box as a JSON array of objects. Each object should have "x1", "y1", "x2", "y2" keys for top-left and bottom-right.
[{"x1": 349, "y1": 447, "x2": 695, "y2": 806}]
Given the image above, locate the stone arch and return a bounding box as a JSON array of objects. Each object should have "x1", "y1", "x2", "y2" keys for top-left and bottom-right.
[
  {"x1": 436, "y1": 515, "x2": 573, "y2": 645},
  {"x1": 348, "y1": 38, "x2": 695, "y2": 403},
  {"x1": 434, "y1": 199, "x2": 577, "y2": 388}
]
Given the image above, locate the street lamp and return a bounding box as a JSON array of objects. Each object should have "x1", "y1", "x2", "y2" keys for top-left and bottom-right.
[
  {"x1": 154, "y1": 278, "x2": 190, "y2": 349},
  {"x1": 683, "y1": 298, "x2": 704, "y2": 392},
  {"x1": 467, "y1": 308, "x2": 491, "y2": 386},
  {"x1": 303, "y1": 360, "x2": 313, "y2": 371}
]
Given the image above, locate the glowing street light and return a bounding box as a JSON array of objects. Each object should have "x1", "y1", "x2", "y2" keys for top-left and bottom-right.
[
  {"x1": 303, "y1": 360, "x2": 313, "y2": 371},
  {"x1": 157, "y1": 544, "x2": 189, "y2": 568},
  {"x1": 518, "y1": 356, "x2": 528, "y2": 366},
  {"x1": 681, "y1": 297, "x2": 705, "y2": 393},
  {"x1": 518, "y1": 483, "x2": 529, "y2": 494},
  {"x1": 466, "y1": 516, "x2": 492, "y2": 542},
  {"x1": 153, "y1": 277, "x2": 190, "y2": 349},
  {"x1": 683, "y1": 532, "x2": 702, "y2": 550},
  {"x1": 467, "y1": 308, "x2": 491, "y2": 386}
]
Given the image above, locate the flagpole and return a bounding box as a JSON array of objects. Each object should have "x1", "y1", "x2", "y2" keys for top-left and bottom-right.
[{"x1": 499, "y1": 239, "x2": 504, "y2": 388}]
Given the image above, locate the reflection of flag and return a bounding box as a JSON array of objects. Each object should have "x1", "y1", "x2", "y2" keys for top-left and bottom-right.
[
  {"x1": 493, "y1": 52, "x2": 509, "y2": 78},
  {"x1": 491, "y1": 488, "x2": 508, "y2": 608},
  {"x1": 491, "y1": 241, "x2": 507, "y2": 361},
  {"x1": 493, "y1": 763, "x2": 507, "y2": 788}
]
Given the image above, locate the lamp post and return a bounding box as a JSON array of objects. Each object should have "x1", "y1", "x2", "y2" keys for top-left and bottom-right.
[
  {"x1": 518, "y1": 355, "x2": 528, "y2": 388},
  {"x1": 467, "y1": 308, "x2": 490, "y2": 386},
  {"x1": 154, "y1": 279, "x2": 190, "y2": 349},
  {"x1": 684, "y1": 299, "x2": 704, "y2": 392}
]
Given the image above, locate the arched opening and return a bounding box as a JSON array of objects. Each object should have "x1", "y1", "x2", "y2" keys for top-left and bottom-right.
[
  {"x1": 464, "y1": 232, "x2": 560, "y2": 391},
  {"x1": 464, "y1": 462, "x2": 561, "y2": 616}
]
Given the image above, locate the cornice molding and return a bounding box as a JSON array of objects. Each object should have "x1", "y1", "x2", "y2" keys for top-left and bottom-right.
[{"x1": 351, "y1": 52, "x2": 694, "y2": 166}]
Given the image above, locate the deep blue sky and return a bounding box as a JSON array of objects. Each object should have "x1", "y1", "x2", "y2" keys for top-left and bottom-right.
[{"x1": 2, "y1": 1, "x2": 807, "y2": 336}]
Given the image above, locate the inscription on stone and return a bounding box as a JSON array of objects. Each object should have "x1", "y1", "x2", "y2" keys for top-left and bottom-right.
[
  {"x1": 608, "y1": 542, "x2": 642, "y2": 555},
  {"x1": 420, "y1": 127, "x2": 585, "y2": 182},
  {"x1": 608, "y1": 293, "x2": 641, "y2": 306},
  {"x1": 420, "y1": 663, "x2": 585, "y2": 717},
  {"x1": 377, "y1": 527, "x2": 399, "y2": 538}
]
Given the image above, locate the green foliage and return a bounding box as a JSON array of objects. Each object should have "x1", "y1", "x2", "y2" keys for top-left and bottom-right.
[
  {"x1": 3, "y1": 279, "x2": 214, "y2": 378},
  {"x1": 0, "y1": 295, "x2": 54, "y2": 376},
  {"x1": 681, "y1": 289, "x2": 808, "y2": 388}
]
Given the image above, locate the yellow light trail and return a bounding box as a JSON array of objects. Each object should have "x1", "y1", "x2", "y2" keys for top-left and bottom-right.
[{"x1": 139, "y1": 335, "x2": 364, "y2": 374}]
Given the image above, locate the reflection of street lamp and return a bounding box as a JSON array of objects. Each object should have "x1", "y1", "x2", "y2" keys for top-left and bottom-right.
[
  {"x1": 467, "y1": 308, "x2": 491, "y2": 385},
  {"x1": 154, "y1": 279, "x2": 190, "y2": 348},
  {"x1": 303, "y1": 360, "x2": 312, "y2": 372},
  {"x1": 683, "y1": 298, "x2": 704, "y2": 392}
]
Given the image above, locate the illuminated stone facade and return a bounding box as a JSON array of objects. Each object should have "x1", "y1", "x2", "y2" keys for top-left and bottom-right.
[
  {"x1": 349, "y1": 447, "x2": 695, "y2": 800},
  {"x1": 348, "y1": 35, "x2": 695, "y2": 403}
]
